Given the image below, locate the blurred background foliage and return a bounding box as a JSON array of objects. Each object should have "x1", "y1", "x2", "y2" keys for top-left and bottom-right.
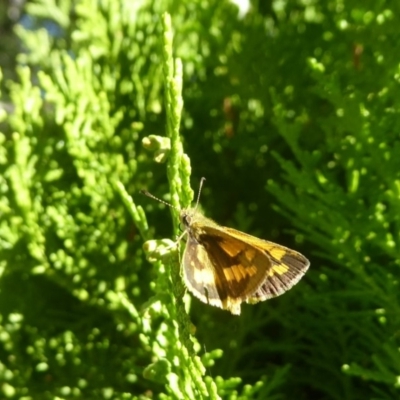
[{"x1": 0, "y1": 0, "x2": 400, "y2": 399}]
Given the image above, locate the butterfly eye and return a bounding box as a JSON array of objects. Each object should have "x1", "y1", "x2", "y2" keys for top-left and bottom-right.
[{"x1": 181, "y1": 213, "x2": 191, "y2": 227}]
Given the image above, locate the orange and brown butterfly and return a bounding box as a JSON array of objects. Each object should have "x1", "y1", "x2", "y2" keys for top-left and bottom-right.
[{"x1": 142, "y1": 180, "x2": 309, "y2": 315}]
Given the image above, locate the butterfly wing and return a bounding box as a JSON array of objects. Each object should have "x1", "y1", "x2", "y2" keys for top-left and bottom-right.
[
  {"x1": 182, "y1": 226, "x2": 272, "y2": 315},
  {"x1": 223, "y1": 227, "x2": 310, "y2": 303}
]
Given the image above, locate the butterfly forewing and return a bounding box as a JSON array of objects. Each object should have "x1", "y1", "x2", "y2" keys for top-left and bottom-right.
[{"x1": 222, "y1": 227, "x2": 310, "y2": 301}]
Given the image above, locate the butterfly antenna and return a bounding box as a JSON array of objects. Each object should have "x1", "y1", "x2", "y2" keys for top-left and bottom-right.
[
  {"x1": 140, "y1": 190, "x2": 180, "y2": 212},
  {"x1": 141, "y1": 177, "x2": 206, "y2": 212},
  {"x1": 194, "y1": 177, "x2": 206, "y2": 211}
]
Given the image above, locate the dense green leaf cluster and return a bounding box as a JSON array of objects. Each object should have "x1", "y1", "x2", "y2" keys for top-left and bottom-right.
[{"x1": 0, "y1": 0, "x2": 399, "y2": 399}]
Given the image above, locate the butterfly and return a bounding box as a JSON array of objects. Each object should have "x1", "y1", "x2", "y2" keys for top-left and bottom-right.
[
  {"x1": 179, "y1": 207, "x2": 310, "y2": 315},
  {"x1": 142, "y1": 180, "x2": 309, "y2": 315}
]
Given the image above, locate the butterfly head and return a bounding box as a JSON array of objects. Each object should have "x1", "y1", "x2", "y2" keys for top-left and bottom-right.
[{"x1": 179, "y1": 208, "x2": 203, "y2": 231}]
